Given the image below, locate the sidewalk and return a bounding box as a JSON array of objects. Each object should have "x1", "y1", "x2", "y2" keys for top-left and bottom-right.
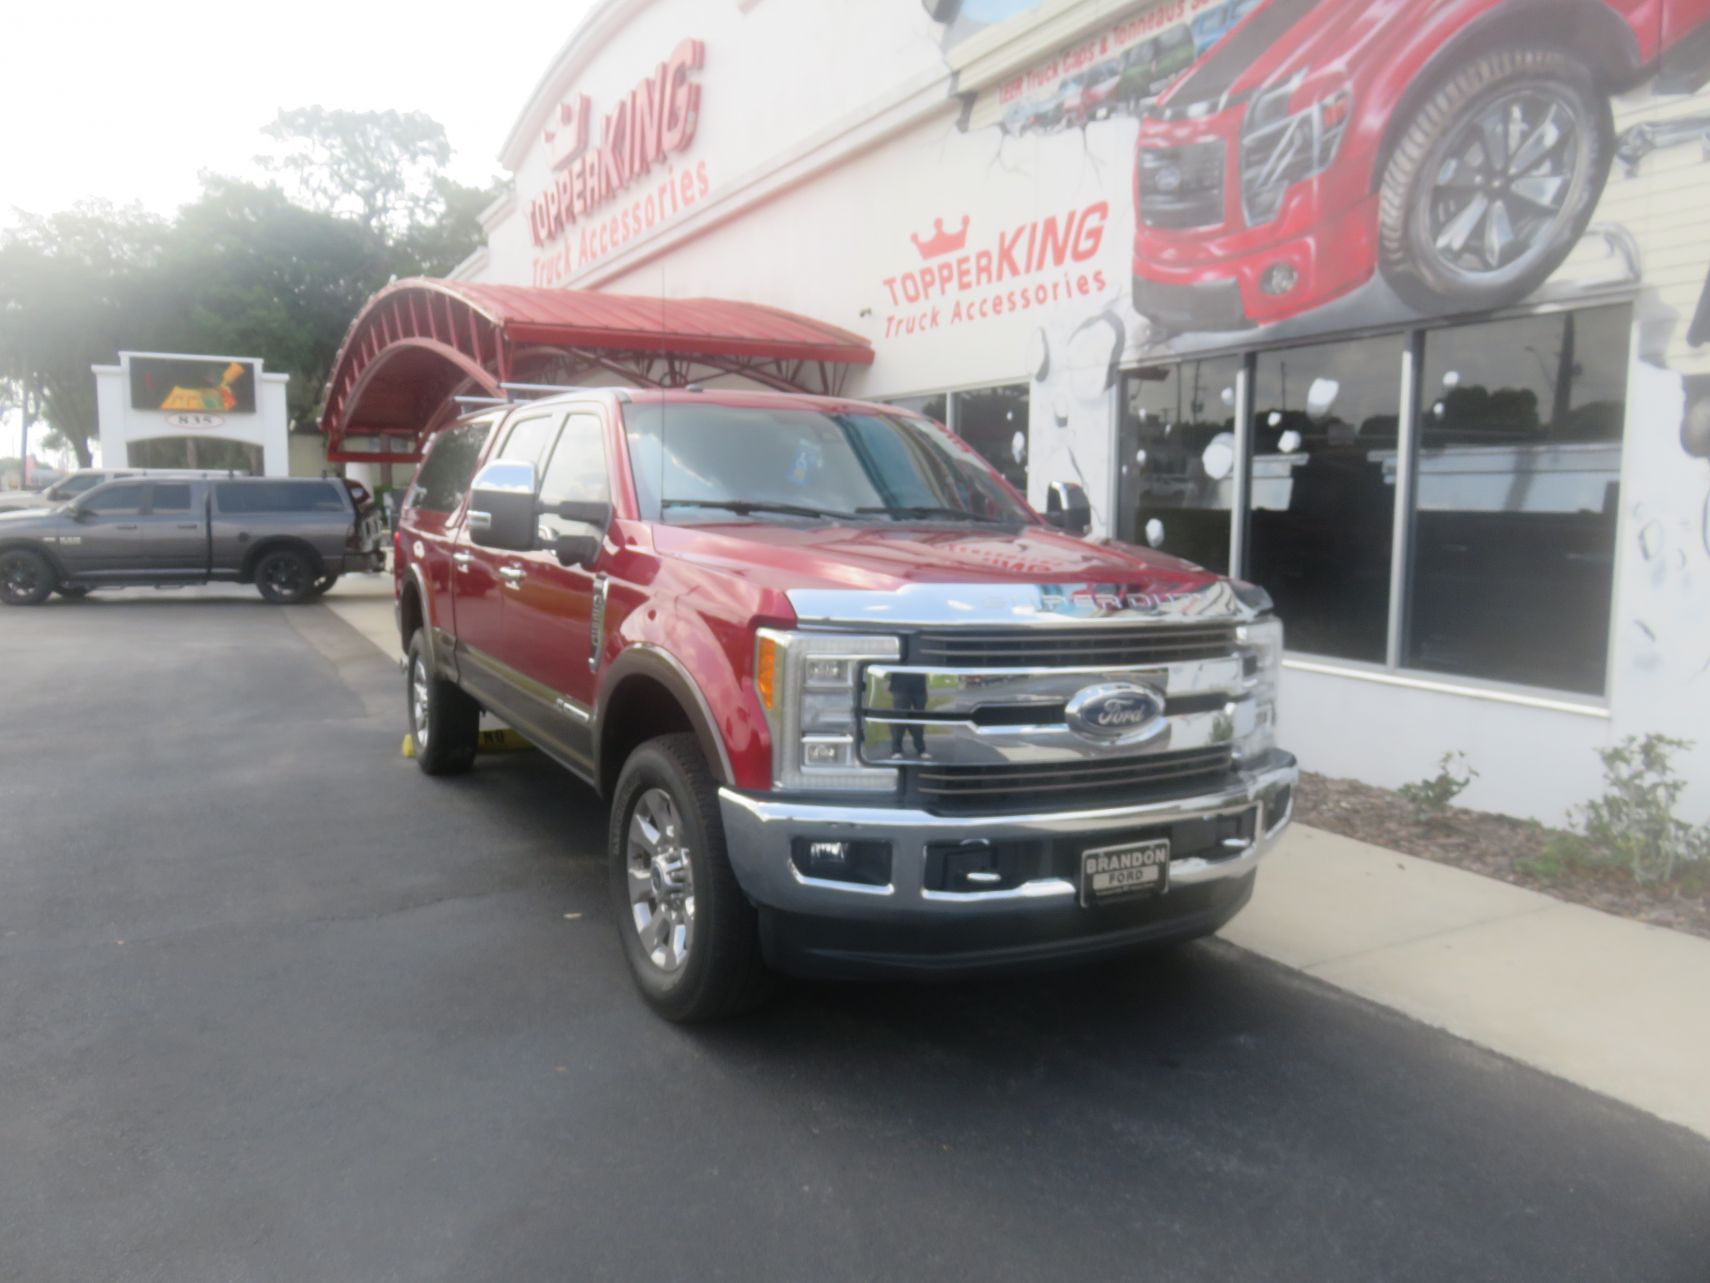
[{"x1": 320, "y1": 578, "x2": 1710, "y2": 1140}]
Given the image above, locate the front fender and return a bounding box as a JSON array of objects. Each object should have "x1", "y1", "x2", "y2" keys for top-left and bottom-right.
[{"x1": 595, "y1": 644, "x2": 739, "y2": 789}]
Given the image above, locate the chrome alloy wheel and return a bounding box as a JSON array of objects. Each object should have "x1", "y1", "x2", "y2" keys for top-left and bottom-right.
[
  {"x1": 626, "y1": 787, "x2": 695, "y2": 973},
  {"x1": 1420, "y1": 87, "x2": 1587, "y2": 287},
  {"x1": 410, "y1": 656, "x2": 431, "y2": 753}
]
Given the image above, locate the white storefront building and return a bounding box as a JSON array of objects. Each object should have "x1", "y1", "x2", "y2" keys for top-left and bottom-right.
[{"x1": 447, "y1": 0, "x2": 1710, "y2": 824}]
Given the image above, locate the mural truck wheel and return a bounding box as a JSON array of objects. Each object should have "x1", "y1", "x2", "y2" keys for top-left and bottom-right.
[{"x1": 1378, "y1": 47, "x2": 1613, "y2": 316}]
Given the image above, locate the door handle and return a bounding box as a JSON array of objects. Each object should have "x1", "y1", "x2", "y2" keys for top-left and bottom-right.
[
  {"x1": 498, "y1": 566, "x2": 526, "y2": 586},
  {"x1": 115, "y1": 524, "x2": 139, "y2": 531},
  {"x1": 451, "y1": 551, "x2": 473, "y2": 572},
  {"x1": 176, "y1": 523, "x2": 200, "y2": 531}
]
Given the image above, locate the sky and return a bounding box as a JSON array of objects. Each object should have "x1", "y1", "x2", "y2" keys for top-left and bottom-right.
[{"x1": 0, "y1": 0, "x2": 594, "y2": 226}]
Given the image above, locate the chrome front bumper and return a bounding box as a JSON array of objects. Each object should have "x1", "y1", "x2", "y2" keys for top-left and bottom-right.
[{"x1": 718, "y1": 753, "x2": 1296, "y2": 921}]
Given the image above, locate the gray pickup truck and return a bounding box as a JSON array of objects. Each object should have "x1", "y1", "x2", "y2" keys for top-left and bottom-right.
[{"x1": 0, "y1": 476, "x2": 384, "y2": 606}]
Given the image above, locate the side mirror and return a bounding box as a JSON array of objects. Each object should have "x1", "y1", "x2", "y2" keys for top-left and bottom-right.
[
  {"x1": 467, "y1": 459, "x2": 538, "y2": 551},
  {"x1": 65, "y1": 503, "x2": 90, "y2": 523},
  {"x1": 539, "y1": 499, "x2": 612, "y2": 569},
  {"x1": 1044, "y1": 480, "x2": 1092, "y2": 535}
]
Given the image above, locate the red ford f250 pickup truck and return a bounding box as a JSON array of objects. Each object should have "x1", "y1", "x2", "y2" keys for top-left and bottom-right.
[{"x1": 395, "y1": 387, "x2": 1296, "y2": 1020}]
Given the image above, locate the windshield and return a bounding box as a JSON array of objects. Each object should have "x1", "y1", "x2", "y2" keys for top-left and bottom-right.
[{"x1": 622, "y1": 402, "x2": 1034, "y2": 526}]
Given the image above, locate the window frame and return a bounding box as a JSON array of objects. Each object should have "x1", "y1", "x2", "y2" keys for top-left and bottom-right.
[{"x1": 1112, "y1": 293, "x2": 1636, "y2": 705}]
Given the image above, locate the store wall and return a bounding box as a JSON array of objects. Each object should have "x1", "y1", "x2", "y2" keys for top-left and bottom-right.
[{"x1": 472, "y1": 0, "x2": 1710, "y2": 822}]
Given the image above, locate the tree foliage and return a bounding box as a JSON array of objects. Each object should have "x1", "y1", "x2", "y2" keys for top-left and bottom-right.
[{"x1": 0, "y1": 108, "x2": 499, "y2": 458}]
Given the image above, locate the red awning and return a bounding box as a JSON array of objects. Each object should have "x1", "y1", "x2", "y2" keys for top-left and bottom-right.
[{"x1": 318, "y1": 278, "x2": 873, "y2": 463}]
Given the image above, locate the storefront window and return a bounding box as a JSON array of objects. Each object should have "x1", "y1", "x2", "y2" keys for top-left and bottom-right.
[
  {"x1": 888, "y1": 393, "x2": 948, "y2": 425},
  {"x1": 1247, "y1": 336, "x2": 1403, "y2": 663},
  {"x1": 950, "y1": 384, "x2": 1029, "y2": 494},
  {"x1": 1407, "y1": 306, "x2": 1628, "y2": 695},
  {"x1": 1118, "y1": 356, "x2": 1242, "y2": 573}
]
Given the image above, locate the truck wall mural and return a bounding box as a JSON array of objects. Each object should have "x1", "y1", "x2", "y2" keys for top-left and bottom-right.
[{"x1": 917, "y1": 0, "x2": 1710, "y2": 799}]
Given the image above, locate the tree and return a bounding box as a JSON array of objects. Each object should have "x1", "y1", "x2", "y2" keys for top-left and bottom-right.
[
  {"x1": 1, "y1": 109, "x2": 500, "y2": 451},
  {"x1": 0, "y1": 202, "x2": 170, "y2": 466},
  {"x1": 258, "y1": 107, "x2": 456, "y2": 237}
]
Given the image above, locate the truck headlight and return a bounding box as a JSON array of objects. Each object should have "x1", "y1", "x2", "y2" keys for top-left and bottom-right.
[
  {"x1": 1240, "y1": 76, "x2": 1351, "y2": 226},
  {"x1": 1235, "y1": 617, "x2": 1283, "y2": 760},
  {"x1": 755, "y1": 630, "x2": 901, "y2": 792}
]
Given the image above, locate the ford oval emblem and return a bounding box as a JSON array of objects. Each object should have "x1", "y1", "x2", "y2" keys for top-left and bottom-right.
[{"x1": 1064, "y1": 681, "x2": 1166, "y2": 744}]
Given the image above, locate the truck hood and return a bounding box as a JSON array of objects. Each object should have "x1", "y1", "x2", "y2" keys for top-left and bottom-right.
[
  {"x1": 1154, "y1": 0, "x2": 1386, "y2": 118},
  {"x1": 652, "y1": 520, "x2": 1221, "y2": 598},
  {"x1": 0, "y1": 506, "x2": 65, "y2": 532}
]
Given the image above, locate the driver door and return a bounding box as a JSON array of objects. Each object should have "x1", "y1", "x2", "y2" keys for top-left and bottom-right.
[{"x1": 59, "y1": 481, "x2": 150, "y2": 577}]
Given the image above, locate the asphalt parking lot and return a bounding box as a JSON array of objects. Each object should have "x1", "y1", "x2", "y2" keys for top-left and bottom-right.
[{"x1": 3, "y1": 586, "x2": 1708, "y2": 1283}]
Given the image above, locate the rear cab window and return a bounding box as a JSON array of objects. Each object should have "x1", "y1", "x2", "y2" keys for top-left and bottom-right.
[{"x1": 407, "y1": 418, "x2": 496, "y2": 516}]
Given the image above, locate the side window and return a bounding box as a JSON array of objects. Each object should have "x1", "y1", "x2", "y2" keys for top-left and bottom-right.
[
  {"x1": 410, "y1": 420, "x2": 493, "y2": 514},
  {"x1": 214, "y1": 482, "x2": 342, "y2": 514},
  {"x1": 496, "y1": 414, "x2": 560, "y2": 470},
  {"x1": 149, "y1": 483, "x2": 193, "y2": 513},
  {"x1": 81, "y1": 483, "x2": 146, "y2": 515},
  {"x1": 59, "y1": 474, "x2": 104, "y2": 497},
  {"x1": 538, "y1": 413, "x2": 609, "y2": 540}
]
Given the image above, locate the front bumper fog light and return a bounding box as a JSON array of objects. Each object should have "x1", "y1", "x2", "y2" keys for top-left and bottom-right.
[
  {"x1": 1260, "y1": 262, "x2": 1299, "y2": 296},
  {"x1": 790, "y1": 838, "x2": 892, "y2": 887}
]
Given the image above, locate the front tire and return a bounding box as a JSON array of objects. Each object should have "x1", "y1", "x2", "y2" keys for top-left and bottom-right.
[
  {"x1": 1377, "y1": 46, "x2": 1613, "y2": 316},
  {"x1": 253, "y1": 548, "x2": 317, "y2": 604},
  {"x1": 0, "y1": 549, "x2": 56, "y2": 606},
  {"x1": 406, "y1": 629, "x2": 479, "y2": 775},
  {"x1": 608, "y1": 733, "x2": 769, "y2": 1021}
]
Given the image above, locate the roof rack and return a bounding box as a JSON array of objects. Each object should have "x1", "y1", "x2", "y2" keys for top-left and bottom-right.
[{"x1": 498, "y1": 382, "x2": 631, "y2": 403}]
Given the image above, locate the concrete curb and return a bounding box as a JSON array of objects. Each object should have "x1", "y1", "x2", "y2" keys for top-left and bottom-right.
[{"x1": 1222, "y1": 825, "x2": 1710, "y2": 1141}]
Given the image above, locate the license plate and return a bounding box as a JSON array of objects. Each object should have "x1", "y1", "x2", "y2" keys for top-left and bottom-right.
[{"x1": 1080, "y1": 838, "x2": 1170, "y2": 907}]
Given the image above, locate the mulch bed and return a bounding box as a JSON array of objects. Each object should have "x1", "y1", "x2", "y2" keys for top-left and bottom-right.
[{"x1": 1294, "y1": 771, "x2": 1710, "y2": 942}]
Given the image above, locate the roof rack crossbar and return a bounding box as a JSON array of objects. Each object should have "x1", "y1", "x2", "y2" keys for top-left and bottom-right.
[{"x1": 498, "y1": 382, "x2": 631, "y2": 402}]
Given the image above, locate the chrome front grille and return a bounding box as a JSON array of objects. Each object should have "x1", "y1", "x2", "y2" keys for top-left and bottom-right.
[
  {"x1": 916, "y1": 747, "x2": 1235, "y2": 815},
  {"x1": 1138, "y1": 139, "x2": 1227, "y2": 230},
  {"x1": 912, "y1": 623, "x2": 1237, "y2": 668}
]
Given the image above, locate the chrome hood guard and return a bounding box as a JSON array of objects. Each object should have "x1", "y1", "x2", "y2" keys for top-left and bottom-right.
[{"x1": 785, "y1": 579, "x2": 1271, "y2": 629}]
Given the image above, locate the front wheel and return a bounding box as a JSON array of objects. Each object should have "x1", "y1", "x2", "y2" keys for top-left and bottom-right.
[
  {"x1": 609, "y1": 733, "x2": 770, "y2": 1022},
  {"x1": 1377, "y1": 46, "x2": 1613, "y2": 316},
  {"x1": 0, "y1": 549, "x2": 56, "y2": 606}
]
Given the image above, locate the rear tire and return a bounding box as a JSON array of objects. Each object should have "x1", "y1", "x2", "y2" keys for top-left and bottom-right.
[
  {"x1": 407, "y1": 629, "x2": 479, "y2": 776},
  {"x1": 254, "y1": 548, "x2": 316, "y2": 604},
  {"x1": 0, "y1": 549, "x2": 56, "y2": 606},
  {"x1": 307, "y1": 573, "x2": 340, "y2": 599},
  {"x1": 609, "y1": 733, "x2": 770, "y2": 1022}
]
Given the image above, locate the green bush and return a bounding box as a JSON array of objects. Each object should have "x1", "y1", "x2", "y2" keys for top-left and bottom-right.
[
  {"x1": 1553, "y1": 735, "x2": 1710, "y2": 884},
  {"x1": 1398, "y1": 752, "x2": 1477, "y2": 824}
]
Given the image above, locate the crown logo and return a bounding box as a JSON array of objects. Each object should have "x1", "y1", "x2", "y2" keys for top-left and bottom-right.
[{"x1": 910, "y1": 215, "x2": 970, "y2": 260}]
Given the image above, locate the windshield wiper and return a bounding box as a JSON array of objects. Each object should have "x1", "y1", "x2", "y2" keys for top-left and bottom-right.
[
  {"x1": 856, "y1": 505, "x2": 1006, "y2": 523},
  {"x1": 662, "y1": 499, "x2": 854, "y2": 520}
]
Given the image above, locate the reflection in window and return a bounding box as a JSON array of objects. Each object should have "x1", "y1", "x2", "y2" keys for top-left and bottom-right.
[
  {"x1": 1247, "y1": 336, "x2": 1402, "y2": 663},
  {"x1": 1408, "y1": 306, "x2": 1628, "y2": 695},
  {"x1": 1117, "y1": 357, "x2": 1242, "y2": 572},
  {"x1": 887, "y1": 393, "x2": 947, "y2": 425},
  {"x1": 950, "y1": 385, "x2": 1030, "y2": 494}
]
